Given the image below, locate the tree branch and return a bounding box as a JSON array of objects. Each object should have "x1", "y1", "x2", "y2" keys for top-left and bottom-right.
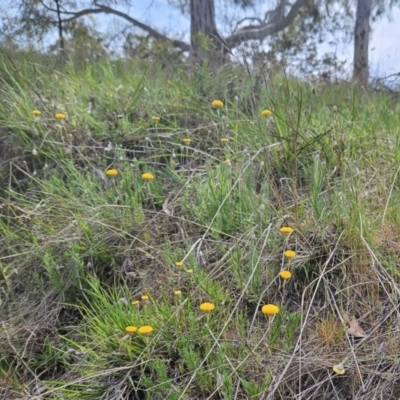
[
  {"x1": 54, "y1": 0, "x2": 65, "y2": 53},
  {"x1": 233, "y1": 17, "x2": 263, "y2": 32},
  {"x1": 60, "y1": 4, "x2": 190, "y2": 52},
  {"x1": 226, "y1": 0, "x2": 309, "y2": 48}
]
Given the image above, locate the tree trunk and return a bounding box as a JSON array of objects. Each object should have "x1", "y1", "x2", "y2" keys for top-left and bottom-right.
[
  {"x1": 353, "y1": 0, "x2": 372, "y2": 86},
  {"x1": 190, "y1": 0, "x2": 225, "y2": 64}
]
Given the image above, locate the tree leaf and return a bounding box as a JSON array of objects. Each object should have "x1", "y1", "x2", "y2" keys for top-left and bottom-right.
[
  {"x1": 348, "y1": 316, "x2": 367, "y2": 338},
  {"x1": 341, "y1": 311, "x2": 367, "y2": 338}
]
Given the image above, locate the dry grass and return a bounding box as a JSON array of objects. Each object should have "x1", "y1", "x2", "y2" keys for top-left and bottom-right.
[{"x1": 1, "y1": 54, "x2": 400, "y2": 399}]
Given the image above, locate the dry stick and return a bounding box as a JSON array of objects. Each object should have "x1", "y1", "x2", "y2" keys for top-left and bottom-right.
[
  {"x1": 205, "y1": 306, "x2": 277, "y2": 400},
  {"x1": 222, "y1": 227, "x2": 273, "y2": 359},
  {"x1": 361, "y1": 235, "x2": 400, "y2": 318},
  {"x1": 3, "y1": 323, "x2": 39, "y2": 385},
  {"x1": 361, "y1": 234, "x2": 400, "y2": 299},
  {"x1": 199, "y1": 230, "x2": 253, "y2": 284},
  {"x1": 174, "y1": 228, "x2": 271, "y2": 399},
  {"x1": 249, "y1": 272, "x2": 279, "y2": 336},
  {"x1": 205, "y1": 324, "x2": 239, "y2": 400},
  {"x1": 234, "y1": 380, "x2": 241, "y2": 400},
  {"x1": 180, "y1": 144, "x2": 280, "y2": 263},
  {"x1": 120, "y1": 237, "x2": 259, "y2": 394},
  {"x1": 178, "y1": 225, "x2": 273, "y2": 400},
  {"x1": 325, "y1": 255, "x2": 400, "y2": 395},
  {"x1": 360, "y1": 235, "x2": 400, "y2": 335},
  {"x1": 147, "y1": 243, "x2": 282, "y2": 398},
  {"x1": 313, "y1": 236, "x2": 399, "y2": 396},
  {"x1": 263, "y1": 231, "x2": 345, "y2": 400},
  {"x1": 294, "y1": 375, "x2": 336, "y2": 399},
  {"x1": 248, "y1": 225, "x2": 295, "y2": 335},
  {"x1": 324, "y1": 278, "x2": 365, "y2": 391},
  {"x1": 31, "y1": 361, "x2": 149, "y2": 400},
  {"x1": 328, "y1": 248, "x2": 399, "y2": 342},
  {"x1": 381, "y1": 162, "x2": 400, "y2": 227}
]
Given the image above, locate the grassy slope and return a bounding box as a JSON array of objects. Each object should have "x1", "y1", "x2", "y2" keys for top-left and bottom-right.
[{"x1": 1, "y1": 53, "x2": 400, "y2": 399}]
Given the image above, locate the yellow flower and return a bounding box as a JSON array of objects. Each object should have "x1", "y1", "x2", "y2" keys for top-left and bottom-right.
[
  {"x1": 32, "y1": 109, "x2": 41, "y2": 116},
  {"x1": 152, "y1": 116, "x2": 160, "y2": 121},
  {"x1": 332, "y1": 363, "x2": 345, "y2": 375},
  {"x1": 284, "y1": 250, "x2": 296, "y2": 259},
  {"x1": 212, "y1": 100, "x2": 224, "y2": 108},
  {"x1": 55, "y1": 112, "x2": 66, "y2": 120},
  {"x1": 261, "y1": 109, "x2": 272, "y2": 117},
  {"x1": 279, "y1": 226, "x2": 294, "y2": 235},
  {"x1": 106, "y1": 169, "x2": 118, "y2": 177},
  {"x1": 132, "y1": 300, "x2": 140, "y2": 306},
  {"x1": 138, "y1": 325, "x2": 153, "y2": 334},
  {"x1": 261, "y1": 304, "x2": 279, "y2": 316},
  {"x1": 220, "y1": 138, "x2": 229, "y2": 143},
  {"x1": 199, "y1": 302, "x2": 215, "y2": 312},
  {"x1": 142, "y1": 172, "x2": 154, "y2": 181},
  {"x1": 175, "y1": 261, "x2": 183, "y2": 267},
  {"x1": 187, "y1": 269, "x2": 193, "y2": 274},
  {"x1": 182, "y1": 138, "x2": 192, "y2": 144},
  {"x1": 125, "y1": 326, "x2": 137, "y2": 333},
  {"x1": 280, "y1": 270, "x2": 292, "y2": 280},
  {"x1": 141, "y1": 295, "x2": 149, "y2": 301},
  {"x1": 174, "y1": 290, "x2": 182, "y2": 296}
]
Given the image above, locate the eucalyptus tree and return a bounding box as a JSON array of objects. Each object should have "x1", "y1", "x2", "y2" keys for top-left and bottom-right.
[
  {"x1": 1, "y1": 0, "x2": 398, "y2": 81},
  {"x1": 2, "y1": 0, "x2": 309, "y2": 64},
  {"x1": 353, "y1": 0, "x2": 372, "y2": 85},
  {"x1": 353, "y1": 0, "x2": 398, "y2": 85}
]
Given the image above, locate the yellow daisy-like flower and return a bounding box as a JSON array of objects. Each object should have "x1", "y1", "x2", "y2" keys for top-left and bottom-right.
[
  {"x1": 106, "y1": 169, "x2": 118, "y2": 177},
  {"x1": 125, "y1": 326, "x2": 137, "y2": 333},
  {"x1": 261, "y1": 304, "x2": 279, "y2": 316},
  {"x1": 220, "y1": 138, "x2": 229, "y2": 143},
  {"x1": 284, "y1": 250, "x2": 296, "y2": 259},
  {"x1": 199, "y1": 302, "x2": 215, "y2": 312},
  {"x1": 182, "y1": 138, "x2": 192, "y2": 144},
  {"x1": 141, "y1": 295, "x2": 149, "y2": 301},
  {"x1": 279, "y1": 226, "x2": 294, "y2": 235},
  {"x1": 280, "y1": 270, "x2": 292, "y2": 280},
  {"x1": 332, "y1": 363, "x2": 345, "y2": 375},
  {"x1": 32, "y1": 109, "x2": 41, "y2": 116},
  {"x1": 187, "y1": 269, "x2": 193, "y2": 274},
  {"x1": 132, "y1": 300, "x2": 140, "y2": 306},
  {"x1": 212, "y1": 100, "x2": 224, "y2": 108},
  {"x1": 174, "y1": 290, "x2": 182, "y2": 296},
  {"x1": 175, "y1": 261, "x2": 183, "y2": 267},
  {"x1": 152, "y1": 116, "x2": 160, "y2": 121},
  {"x1": 261, "y1": 109, "x2": 272, "y2": 117},
  {"x1": 138, "y1": 325, "x2": 153, "y2": 334},
  {"x1": 142, "y1": 172, "x2": 154, "y2": 181},
  {"x1": 55, "y1": 112, "x2": 66, "y2": 120}
]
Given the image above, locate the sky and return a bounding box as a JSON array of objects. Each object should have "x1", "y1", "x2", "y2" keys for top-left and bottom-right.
[
  {"x1": 103, "y1": 0, "x2": 400, "y2": 79},
  {"x1": 368, "y1": 7, "x2": 400, "y2": 78}
]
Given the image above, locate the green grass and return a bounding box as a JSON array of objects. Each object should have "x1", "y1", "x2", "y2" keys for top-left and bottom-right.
[{"x1": 1, "y1": 50, "x2": 400, "y2": 399}]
